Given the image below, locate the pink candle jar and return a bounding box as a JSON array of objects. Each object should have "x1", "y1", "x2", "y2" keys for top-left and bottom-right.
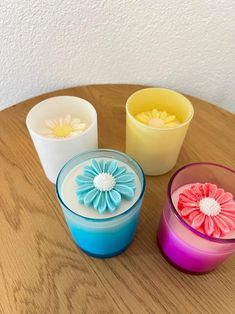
[{"x1": 157, "y1": 163, "x2": 235, "y2": 274}]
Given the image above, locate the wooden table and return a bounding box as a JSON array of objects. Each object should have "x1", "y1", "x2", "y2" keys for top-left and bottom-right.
[{"x1": 0, "y1": 84, "x2": 235, "y2": 314}]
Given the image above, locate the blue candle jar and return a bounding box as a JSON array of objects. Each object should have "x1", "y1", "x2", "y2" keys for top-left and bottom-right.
[{"x1": 56, "y1": 149, "x2": 145, "y2": 258}]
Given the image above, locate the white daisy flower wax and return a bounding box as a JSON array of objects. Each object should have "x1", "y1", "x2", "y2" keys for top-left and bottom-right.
[
  {"x1": 56, "y1": 149, "x2": 146, "y2": 258},
  {"x1": 41, "y1": 114, "x2": 87, "y2": 138},
  {"x1": 26, "y1": 96, "x2": 97, "y2": 183}
]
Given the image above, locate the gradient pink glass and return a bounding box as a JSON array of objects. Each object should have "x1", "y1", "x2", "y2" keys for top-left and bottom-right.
[{"x1": 157, "y1": 163, "x2": 235, "y2": 273}]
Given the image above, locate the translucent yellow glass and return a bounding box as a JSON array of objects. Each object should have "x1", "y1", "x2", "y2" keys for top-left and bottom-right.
[{"x1": 126, "y1": 88, "x2": 194, "y2": 175}]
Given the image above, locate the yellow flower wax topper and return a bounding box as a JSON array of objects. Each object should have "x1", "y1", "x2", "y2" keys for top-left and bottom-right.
[
  {"x1": 135, "y1": 108, "x2": 180, "y2": 128},
  {"x1": 41, "y1": 114, "x2": 87, "y2": 138}
]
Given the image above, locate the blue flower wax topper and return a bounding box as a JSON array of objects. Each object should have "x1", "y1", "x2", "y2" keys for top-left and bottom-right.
[{"x1": 75, "y1": 159, "x2": 136, "y2": 214}]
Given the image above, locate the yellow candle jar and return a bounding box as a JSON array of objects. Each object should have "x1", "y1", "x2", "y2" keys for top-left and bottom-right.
[{"x1": 126, "y1": 88, "x2": 194, "y2": 175}]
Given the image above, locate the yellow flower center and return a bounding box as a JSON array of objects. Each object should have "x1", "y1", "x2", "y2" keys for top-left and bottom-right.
[{"x1": 52, "y1": 124, "x2": 74, "y2": 137}]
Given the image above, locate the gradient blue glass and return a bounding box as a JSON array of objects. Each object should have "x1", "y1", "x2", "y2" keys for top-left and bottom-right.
[{"x1": 56, "y1": 149, "x2": 146, "y2": 258}]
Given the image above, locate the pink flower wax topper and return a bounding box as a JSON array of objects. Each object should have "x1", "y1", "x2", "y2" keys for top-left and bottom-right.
[{"x1": 178, "y1": 183, "x2": 235, "y2": 238}]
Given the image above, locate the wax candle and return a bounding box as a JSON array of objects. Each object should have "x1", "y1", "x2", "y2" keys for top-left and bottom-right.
[
  {"x1": 26, "y1": 96, "x2": 98, "y2": 183},
  {"x1": 56, "y1": 149, "x2": 145, "y2": 258},
  {"x1": 157, "y1": 163, "x2": 235, "y2": 273},
  {"x1": 126, "y1": 88, "x2": 194, "y2": 175}
]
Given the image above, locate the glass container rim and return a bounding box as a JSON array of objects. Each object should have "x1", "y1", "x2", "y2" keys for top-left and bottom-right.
[
  {"x1": 56, "y1": 149, "x2": 146, "y2": 222},
  {"x1": 168, "y1": 162, "x2": 235, "y2": 243}
]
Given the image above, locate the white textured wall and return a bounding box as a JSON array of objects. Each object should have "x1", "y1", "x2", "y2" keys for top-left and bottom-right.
[{"x1": 0, "y1": 0, "x2": 235, "y2": 112}]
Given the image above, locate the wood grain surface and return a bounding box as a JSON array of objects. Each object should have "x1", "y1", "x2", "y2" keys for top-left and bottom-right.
[{"x1": 0, "y1": 84, "x2": 235, "y2": 314}]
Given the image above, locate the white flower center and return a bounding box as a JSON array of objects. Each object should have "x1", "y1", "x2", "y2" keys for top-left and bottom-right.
[
  {"x1": 199, "y1": 197, "x2": 221, "y2": 216},
  {"x1": 93, "y1": 173, "x2": 116, "y2": 191},
  {"x1": 148, "y1": 118, "x2": 164, "y2": 128}
]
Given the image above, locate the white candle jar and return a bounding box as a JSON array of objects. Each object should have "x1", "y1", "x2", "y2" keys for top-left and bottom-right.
[{"x1": 26, "y1": 96, "x2": 98, "y2": 183}]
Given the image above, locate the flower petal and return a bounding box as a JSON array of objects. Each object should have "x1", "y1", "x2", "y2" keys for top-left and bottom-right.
[
  {"x1": 98, "y1": 160, "x2": 105, "y2": 172},
  {"x1": 114, "y1": 184, "x2": 135, "y2": 200},
  {"x1": 214, "y1": 188, "x2": 225, "y2": 200},
  {"x1": 204, "y1": 216, "x2": 214, "y2": 236},
  {"x1": 45, "y1": 119, "x2": 56, "y2": 128},
  {"x1": 91, "y1": 159, "x2": 102, "y2": 173},
  {"x1": 180, "y1": 206, "x2": 199, "y2": 217},
  {"x1": 71, "y1": 118, "x2": 81, "y2": 126},
  {"x1": 59, "y1": 117, "x2": 63, "y2": 127},
  {"x1": 116, "y1": 173, "x2": 134, "y2": 184},
  {"x1": 40, "y1": 128, "x2": 54, "y2": 135},
  {"x1": 124, "y1": 182, "x2": 136, "y2": 189},
  {"x1": 178, "y1": 201, "x2": 198, "y2": 210},
  {"x1": 220, "y1": 211, "x2": 235, "y2": 219},
  {"x1": 64, "y1": 114, "x2": 72, "y2": 124},
  {"x1": 178, "y1": 191, "x2": 197, "y2": 202},
  {"x1": 109, "y1": 189, "x2": 121, "y2": 208},
  {"x1": 152, "y1": 109, "x2": 159, "y2": 118},
  {"x1": 76, "y1": 191, "x2": 86, "y2": 203},
  {"x1": 113, "y1": 166, "x2": 126, "y2": 177},
  {"x1": 160, "y1": 111, "x2": 168, "y2": 119},
  {"x1": 212, "y1": 217, "x2": 221, "y2": 237},
  {"x1": 191, "y1": 183, "x2": 204, "y2": 200},
  {"x1": 105, "y1": 191, "x2": 117, "y2": 212},
  {"x1": 93, "y1": 191, "x2": 106, "y2": 213},
  {"x1": 84, "y1": 188, "x2": 99, "y2": 207},
  {"x1": 107, "y1": 160, "x2": 118, "y2": 174},
  {"x1": 77, "y1": 183, "x2": 94, "y2": 193},
  {"x1": 207, "y1": 183, "x2": 217, "y2": 198},
  {"x1": 84, "y1": 165, "x2": 98, "y2": 177},
  {"x1": 74, "y1": 123, "x2": 86, "y2": 130},
  {"x1": 103, "y1": 160, "x2": 111, "y2": 172},
  {"x1": 221, "y1": 201, "x2": 235, "y2": 213},
  {"x1": 75, "y1": 175, "x2": 93, "y2": 184},
  {"x1": 189, "y1": 210, "x2": 201, "y2": 221},
  {"x1": 135, "y1": 113, "x2": 149, "y2": 124},
  {"x1": 96, "y1": 195, "x2": 107, "y2": 214},
  {"x1": 213, "y1": 216, "x2": 230, "y2": 235},
  {"x1": 219, "y1": 214, "x2": 235, "y2": 230},
  {"x1": 216, "y1": 192, "x2": 233, "y2": 204},
  {"x1": 199, "y1": 184, "x2": 206, "y2": 198},
  {"x1": 165, "y1": 115, "x2": 176, "y2": 123},
  {"x1": 69, "y1": 131, "x2": 82, "y2": 137},
  {"x1": 191, "y1": 213, "x2": 205, "y2": 229}
]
